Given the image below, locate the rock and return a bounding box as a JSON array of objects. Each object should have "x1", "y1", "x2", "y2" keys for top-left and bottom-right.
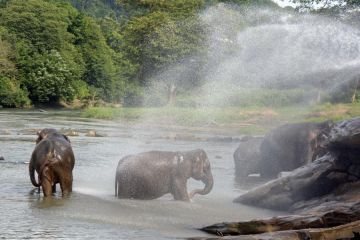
[
  {"x1": 200, "y1": 117, "x2": 360, "y2": 239},
  {"x1": 0, "y1": 129, "x2": 11, "y2": 135},
  {"x1": 17, "y1": 128, "x2": 39, "y2": 135},
  {"x1": 65, "y1": 130, "x2": 79, "y2": 137},
  {"x1": 197, "y1": 220, "x2": 360, "y2": 239},
  {"x1": 207, "y1": 136, "x2": 237, "y2": 142},
  {"x1": 327, "y1": 117, "x2": 360, "y2": 150},
  {"x1": 167, "y1": 133, "x2": 203, "y2": 141},
  {"x1": 0, "y1": 156, "x2": 4, "y2": 160},
  {"x1": 85, "y1": 130, "x2": 106, "y2": 137}
]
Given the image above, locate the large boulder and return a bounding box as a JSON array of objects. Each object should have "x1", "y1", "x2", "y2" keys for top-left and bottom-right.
[{"x1": 200, "y1": 117, "x2": 360, "y2": 238}]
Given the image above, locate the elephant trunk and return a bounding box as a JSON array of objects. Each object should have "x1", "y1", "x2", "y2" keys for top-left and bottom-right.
[
  {"x1": 190, "y1": 171, "x2": 214, "y2": 198},
  {"x1": 29, "y1": 160, "x2": 40, "y2": 187}
]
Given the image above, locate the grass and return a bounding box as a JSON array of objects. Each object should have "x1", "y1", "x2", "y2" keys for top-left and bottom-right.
[{"x1": 82, "y1": 103, "x2": 360, "y2": 135}]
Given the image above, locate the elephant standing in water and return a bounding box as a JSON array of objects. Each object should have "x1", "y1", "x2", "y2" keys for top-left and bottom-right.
[
  {"x1": 29, "y1": 128, "x2": 75, "y2": 197},
  {"x1": 115, "y1": 149, "x2": 214, "y2": 201}
]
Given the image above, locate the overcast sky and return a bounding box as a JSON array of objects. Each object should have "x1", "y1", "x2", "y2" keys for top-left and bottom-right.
[{"x1": 271, "y1": 0, "x2": 298, "y2": 8}]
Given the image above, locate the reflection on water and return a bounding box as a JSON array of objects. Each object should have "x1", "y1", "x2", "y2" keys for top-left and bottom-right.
[{"x1": 0, "y1": 110, "x2": 284, "y2": 239}]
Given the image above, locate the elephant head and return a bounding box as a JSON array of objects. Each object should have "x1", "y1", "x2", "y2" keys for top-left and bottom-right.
[
  {"x1": 185, "y1": 149, "x2": 214, "y2": 198},
  {"x1": 310, "y1": 120, "x2": 335, "y2": 161},
  {"x1": 36, "y1": 128, "x2": 70, "y2": 144}
]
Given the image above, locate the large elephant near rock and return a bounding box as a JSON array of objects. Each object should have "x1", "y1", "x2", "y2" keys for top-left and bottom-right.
[
  {"x1": 234, "y1": 121, "x2": 333, "y2": 179},
  {"x1": 115, "y1": 149, "x2": 213, "y2": 201},
  {"x1": 233, "y1": 136, "x2": 263, "y2": 179},
  {"x1": 29, "y1": 128, "x2": 75, "y2": 197},
  {"x1": 258, "y1": 121, "x2": 333, "y2": 178}
]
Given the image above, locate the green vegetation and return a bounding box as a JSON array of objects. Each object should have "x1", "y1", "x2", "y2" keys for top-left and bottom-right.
[
  {"x1": 0, "y1": 0, "x2": 280, "y2": 108},
  {"x1": 0, "y1": 0, "x2": 359, "y2": 109},
  {"x1": 82, "y1": 103, "x2": 360, "y2": 134}
]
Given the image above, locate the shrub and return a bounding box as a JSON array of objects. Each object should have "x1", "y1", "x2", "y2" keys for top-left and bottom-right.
[{"x1": 0, "y1": 76, "x2": 30, "y2": 107}]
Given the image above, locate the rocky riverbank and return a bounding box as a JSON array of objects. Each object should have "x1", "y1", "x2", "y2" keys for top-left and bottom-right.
[{"x1": 199, "y1": 117, "x2": 360, "y2": 239}]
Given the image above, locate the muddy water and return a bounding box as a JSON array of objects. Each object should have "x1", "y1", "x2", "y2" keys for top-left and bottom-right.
[{"x1": 0, "y1": 110, "x2": 283, "y2": 239}]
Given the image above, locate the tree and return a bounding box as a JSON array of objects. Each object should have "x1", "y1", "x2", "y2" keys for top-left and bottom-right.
[
  {"x1": 69, "y1": 14, "x2": 117, "y2": 101},
  {"x1": 23, "y1": 50, "x2": 76, "y2": 103},
  {"x1": 0, "y1": 0, "x2": 85, "y2": 104},
  {"x1": 0, "y1": 27, "x2": 29, "y2": 107}
]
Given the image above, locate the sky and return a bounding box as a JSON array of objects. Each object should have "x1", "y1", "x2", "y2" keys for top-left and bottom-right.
[{"x1": 271, "y1": 0, "x2": 298, "y2": 8}]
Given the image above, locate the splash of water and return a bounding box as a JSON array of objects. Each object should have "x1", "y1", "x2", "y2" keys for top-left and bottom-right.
[
  {"x1": 144, "y1": 3, "x2": 360, "y2": 107},
  {"x1": 199, "y1": 4, "x2": 360, "y2": 106}
]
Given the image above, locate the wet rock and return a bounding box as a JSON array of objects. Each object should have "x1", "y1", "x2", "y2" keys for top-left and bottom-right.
[
  {"x1": 197, "y1": 220, "x2": 360, "y2": 239},
  {"x1": 166, "y1": 133, "x2": 204, "y2": 141},
  {"x1": 65, "y1": 130, "x2": 79, "y2": 137},
  {"x1": 200, "y1": 118, "x2": 360, "y2": 239},
  {"x1": 0, "y1": 129, "x2": 11, "y2": 135},
  {"x1": 327, "y1": 117, "x2": 360, "y2": 150},
  {"x1": 85, "y1": 130, "x2": 106, "y2": 137},
  {"x1": 17, "y1": 128, "x2": 39, "y2": 135},
  {"x1": 207, "y1": 136, "x2": 241, "y2": 142},
  {"x1": 349, "y1": 165, "x2": 360, "y2": 178}
]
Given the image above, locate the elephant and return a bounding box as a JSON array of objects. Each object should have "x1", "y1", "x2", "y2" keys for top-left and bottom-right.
[
  {"x1": 233, "y1": 136, "x2": 263, "y2": 179},
  {"x1": 257, "y1": 120, "x2": 334, "y2": 178},
  {"x1": 29, "y1": 128, "x2": 75, "y2": 197},
  {"x1": 115, "y1": 149, "x2": 214, "y2": 201}
]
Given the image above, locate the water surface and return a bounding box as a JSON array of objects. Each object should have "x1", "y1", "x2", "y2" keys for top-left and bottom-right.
[{"x1": 0, "y1": 110, "x2": 282, "y2": 239}]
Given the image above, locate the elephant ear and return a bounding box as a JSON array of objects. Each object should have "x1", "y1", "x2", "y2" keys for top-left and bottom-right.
[
  {"x1": 36, "y1": 130, "x2": 44, "y2": 144},
  {"x1": 192, "y1": 151, "x2": 205, "y2": 179}
]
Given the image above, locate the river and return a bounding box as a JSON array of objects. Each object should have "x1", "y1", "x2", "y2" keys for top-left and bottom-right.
[{"x1": 0, "y1": 110, "x2": 283, "y2": 239}]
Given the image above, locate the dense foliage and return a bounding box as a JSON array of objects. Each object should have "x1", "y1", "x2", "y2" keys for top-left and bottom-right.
[{"x1": 0, "y1": 0, "x2": 358, "y2": 108}]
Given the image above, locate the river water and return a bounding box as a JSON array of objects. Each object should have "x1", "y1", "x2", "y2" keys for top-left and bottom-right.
[{"x1": 0, "y1": 110, "x2": 283, "y2": 239}]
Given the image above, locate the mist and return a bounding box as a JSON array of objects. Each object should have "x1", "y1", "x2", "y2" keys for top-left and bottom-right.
[{"x1": 144, "y1": 3, "x2": 360, "y2": 107}]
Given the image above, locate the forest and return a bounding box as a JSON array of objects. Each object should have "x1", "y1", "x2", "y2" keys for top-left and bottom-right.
[{"x1": 0, "y1": 0, "x2": 359, "y2": 108}]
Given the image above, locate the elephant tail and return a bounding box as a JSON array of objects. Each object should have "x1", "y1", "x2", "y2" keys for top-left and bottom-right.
[{"x1": 29, "y1": 158, "x2": 40, "y2": 187}]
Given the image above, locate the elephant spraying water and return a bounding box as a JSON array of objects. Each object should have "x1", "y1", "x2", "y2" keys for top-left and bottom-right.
[
  {"x1": 29, "y1": 128, "x2": 75, "y2": 197},
  {"x1": 115, "y1": 149, "x2": 214, "y2": 201}
]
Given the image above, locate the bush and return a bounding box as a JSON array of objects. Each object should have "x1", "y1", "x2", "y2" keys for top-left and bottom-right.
[{"x1": 0, "y1": 76, "x2": 30, "y2": 107}]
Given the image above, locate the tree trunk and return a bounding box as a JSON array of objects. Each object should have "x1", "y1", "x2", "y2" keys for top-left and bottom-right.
[{"x1": 167, "y1": 83, "x2": 177, "y2": 106}]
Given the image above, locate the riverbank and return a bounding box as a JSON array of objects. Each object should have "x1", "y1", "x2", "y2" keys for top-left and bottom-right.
[{"x1": 81, "y1": 103, "x2": 360, "y2": 135}]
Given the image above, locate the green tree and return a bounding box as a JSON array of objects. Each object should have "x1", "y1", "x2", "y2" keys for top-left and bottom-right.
[
  {"x1": 23, "y1": 50, "x2": 76, "y2": 103},
  {"x1": 69, "y1": 14, "x2": 117, "y2": 101},
  {"x1": 99, "y1": 17, "x2": 138, "y2": 103},
  {"x1": 0, "y1": 27, "x2": 30, "y2": 107},
  {"x1": 0, "y1": 0, "x2": 85, "y2": 104}
]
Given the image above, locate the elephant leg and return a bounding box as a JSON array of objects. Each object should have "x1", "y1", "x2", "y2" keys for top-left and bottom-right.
[
  {"x1": 42, "y1": 177, "x2": 53, "y2": 197},
  {"x1": 172, "y1": 180, "x2": 190, "y2": 201},
  {"x1": 41, "y1": 167, "x2": 53, "y2": 197},
  {"x1": 60, "y1": 172, "x2": 73, "y2": 196}
]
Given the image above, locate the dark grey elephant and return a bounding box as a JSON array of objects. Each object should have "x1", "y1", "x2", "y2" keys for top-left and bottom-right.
[
  {"x1": 233, "y1": 136, "x2": 263, "y2": 179},
  {"x1": 29, "y1": 128, "x2": 75, "y2": 197},
  {"x1": 258, "y1": 121, "x2": 333, "y2": 178},
  {"x1": 115, "y1": 149, "x2": 214, "y2": 201}
]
